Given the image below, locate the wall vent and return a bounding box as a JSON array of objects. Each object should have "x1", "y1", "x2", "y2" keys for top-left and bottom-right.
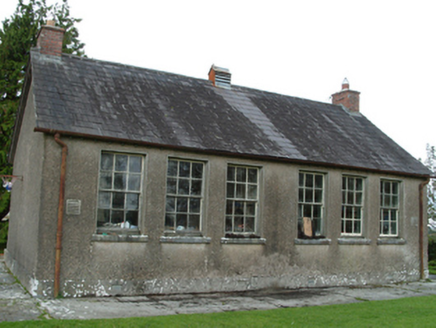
[{"x1": 208, "y1": 65, "x2": 231, "y2": 89}]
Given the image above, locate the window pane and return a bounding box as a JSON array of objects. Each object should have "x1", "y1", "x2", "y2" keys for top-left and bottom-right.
[
  {"x1": 236, "y1": 184, "x2": 246, "y2": 198},
  {"x1": 384, "y1": 195, "x2": 391, "y2": 207},
  {"x1": 248, "y1": 169, "x2": 258, "y2": 183},
  {"x1": 128, "y1": 174, "x2": 141, "y2": 191},
  {"x1": 126, "y1": 211, "x2": 138, "y2": 226},
  {"x1": 305, "y1": 174, "x2": 313, "y2": 187},
  {"x1": 234, "y1": 201, "x2": 244, "y2": 215},
  {"x1": 313, "y1": 205, "x2": 321, "y2": 218},
  {"x1": 99, "y1": 172, "x2": 112, "y2": 189},
  {"x1": 115, "y1": 155, "x2": 128, "y2": 172},
  {"x1": 112, "y1": 192, "x2": 125, "y2": 209},
  {"x1": 192, "y1": 163, "x2": 203, "y2": 179},
  {"x1": 97, "y1": 209, "x2": 110, "y2": 226},
  {"x1": 234, "y1": 216, "x2": 243, "y2": 232},
  {"x1": 225, "y1": 216, "x2": 233, "y2": 232},
  {"x1": 299, "y1": 189, "x2": 304, "y2": 202},
  {"x1": 188, "y1": 215, "x2": 200, "y2": 231},
  {"x1": 226, "y1": 200, "x2": 234, "y2": 215},
  {"x1": 101, "y1": 153, "x2": 113, "y2": 170},
  {"x1": 167, "y1": 178, "x2": 177, "y2": 194},
  {"x1": 245, "y1": 217, "x2": 255, "y2": 232},
  {"x1": 114, "y1": 173, "x2": 127, "y2": 190},
  {"x1": 179, "y1": 161, "x2": 190, "y2": 177},
  {"x1": 178, "y1": 179, "x2": 189, "y2": 195},
  {"x1": 177, "y1": 198, "x2": 188, "y2": 213},
  {"x1": 176, "y1": 214, "x2": 187, "y2": 229},
  {"x1": 165, "y1": 214, "x2": 175, "y2": 230},
  {"x1": 305, "y1": 189, "x2": 313, "y2": 203},
  {"x1": 247, "y1": 185, "x2": 257, "y2": 200},
  {"x1": 299, "y1": 173, "x2": 304, "y2": 187},
  {"x1": 166, "y1": 197, "x2": 175, "y2": 212},
  {"x1": 354, "y1": 221, "x2": 361, "y2": 234},
  {"x1": 315, "y1": 190, "x2": 323, "y2": 203},
  {"x1": 246, "y1": 202, "x2": 256, "y2": 216},
  {"x1": 112, "y1": 210, "x2": 124, "y2": 224},
  {"x1": 348, "y1": 178, "x2": 354, "y2": 191},
  {"x1": 342, "y1": 177, "x2": 347, "y2": 190},
  {"x1": 129, "y1": 156, "x2": 142, "y2": 173},
  {"x1": 345, "y1": 220, "x2": 352, "y2": 233},
  {"x1": 236, "y1": 167, "x2": 246, "y2": 182},
  {"x1": 356, "y1": 178, "x2": 363, "y2": 191},
  {"x1": 227, "y1": 183, "x2": 235, "y2": 198},
  {"x1": 190, "y1": 198, "x2": 201, "y2": 213},
  {"x1": 390, "y1": 222, "x2": 397, "y2": 235},
  {"x1": 392, "y1": 182, "x2": 398, "y2": 195},
  {"x1": 384, "y1": 182, "x2": 391, "y2": 194},
  {"x1": 126, "y1": 193, "x2": 139, "y2": 210},
  {"x1": 303, "y1": 205, "x2": 312, "y2": 218},
  {"x1": 190, "y1": 180, "x2": 202, "y2": 196},
  {"x1": 227, "y1": 166, "x2": 235, "y2": 182},
  {"x1": 167, "y1": 160, "x2": 178, "y2": 176},
  {"x1": 355, "y1": 192, "x2": 363, "y2": 205},
  {"x1": 315, "y1": 175, "x2": 323, "y2": 189},
  {"x1": 98, "y1": 192, "x2": 111, "y2": 208}
]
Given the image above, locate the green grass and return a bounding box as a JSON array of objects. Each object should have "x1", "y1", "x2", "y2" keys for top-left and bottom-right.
[{"x1": 1, "y1": 295, "x2": 436, "y2": 327}]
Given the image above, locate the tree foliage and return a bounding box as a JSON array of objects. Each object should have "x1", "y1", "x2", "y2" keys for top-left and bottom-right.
[
  {"x1": 424, "y1": 144, "x2": 436, "y2": 222},
  {"x1": 0, "y1": 0, "x2": 85, "y2": 218}
]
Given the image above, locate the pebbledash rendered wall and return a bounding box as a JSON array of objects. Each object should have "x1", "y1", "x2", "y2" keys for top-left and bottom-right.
[{"x1": 7, "y1": 132, "x2": 427, "y2": 298}]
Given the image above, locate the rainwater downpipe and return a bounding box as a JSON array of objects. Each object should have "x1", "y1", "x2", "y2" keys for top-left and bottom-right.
[
  {"x1": 419, "y1": 178, "x2": 430, "y2": 280},
  {"x1": 54, "y1": 133, "x2": 68, "y2": 298}
]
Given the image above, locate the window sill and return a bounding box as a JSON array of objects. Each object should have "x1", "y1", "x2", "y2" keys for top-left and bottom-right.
[
  {"x1": 294, "y1": 238, "x2": 331, "y2": 245},
  {"x1": 377, "y1": 238, "x2": 406, "y2": 245},
  {"x1": 338, "y1": 237, "x2": 372, "y2": 245},
  {"x1": 91, "y1": 234, "x2": 149, "y2": 243},
  {"x1": 160, "y1": 235, "x2": 211, "y2": 244},
  {"x1": 221, "y1": 237, "x2": 266, "y2": 245}
]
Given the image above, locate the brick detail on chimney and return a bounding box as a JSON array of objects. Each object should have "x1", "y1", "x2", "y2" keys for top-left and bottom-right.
[
  {"x1": 37, "y1": 23, "x2": 65, "y2": 56},
  {"x1": 331, "y1": 79, "x2": 360, "y2": 112}
]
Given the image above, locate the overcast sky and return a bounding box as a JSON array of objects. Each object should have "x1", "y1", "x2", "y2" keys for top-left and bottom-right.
[{"x1": 2, "y1": 0, "x2": 435, "y2": 161}]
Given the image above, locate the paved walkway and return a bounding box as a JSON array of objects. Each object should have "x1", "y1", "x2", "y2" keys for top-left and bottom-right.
[{"x1": 2, "y1": 256, "x2": 436, "y2": 322}]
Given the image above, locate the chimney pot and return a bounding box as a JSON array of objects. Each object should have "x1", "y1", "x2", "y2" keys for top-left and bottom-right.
[{"x1": 331, "y1": 78, "x2": 360, "y2": 112}]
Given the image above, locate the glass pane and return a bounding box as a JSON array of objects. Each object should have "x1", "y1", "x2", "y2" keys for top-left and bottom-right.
[
  {"x1": 226, "y1": 200, "x2": 234, "y2": 215},
  {"x1": 315, "y1": 190, "x2": 323, "y2": 203},
  {"x1": 248, "y1": 169, "x2": 258, "y2": 183},
  {"x1": 313, "y1": 218, "x2": 321, "y2": 235},
  {"x1": 247, "y1": 185, "x2": 257, "y2": 199},
  {"x1": 227, "y1": 166, "x2": 235, "y2": 182},
  {"x1": 188, "y1": 215, "x2": 200, "y2": 231},
  {"x1": 345, "y1": 220, "x2": 352, "y2": 233},
  {"x1": 246, "y1": 202, "x2": 256, "y2": 216},
  {"x1": 189, "y1": 198, "x2": 201, "y2": 213},
  {"x1": 315, "y1": 175, "x2": 323, "y2": 189},
  {"x1": 342, "y1": 191, "x2": 347, "y2": 204},
  {"x1": 176, "y1": 214, "x2": 187, "y2": 229},
  {"x1": 129, "y1": 156, "x2": 142, "y2": 173},
  {"x1": 354, "y1": 221, "x2": 361, "y2": 234},
  {"x1": 126, "y1": 193, "x2": 139, "y2": 210},
  {"x1": 382, "y1": 222, "x2": 389, "y2": 234},
  {"x1": 384, "y1": 195, "x2": 391, "y2": 207},
  {"x1": 355, "y1": 192, "x2": 363, "y2": 205},
  {"x1": 305, "y1": 174, "x2": 313, "y2": 187},
  {"x1": 125, "y1": 211, "x2": 138, "y2": 226},
  {"x1": 177, "y1": 198, "x2": 188, "y2": 212},
  {"x1": 384, "y1": 182, "x2": 391, "y2": 194},
  {"x1": 392, "y1": 196, "x2": 398, "y2": 207},
  {"x1": 225, "y1": 216, "x2": 233, "y2": 232},
  {"x1": 392, "y1": 182, "x2": 399, "y2": 195},
  {"x1": 115, "y1": 155, "x2": 128, "y2": 172},
  {"x1": 234, "y1": 201, "x2": 244, "y2": 215},
  {"x1": 167, "y1": 178, "x2": 177, "y2": 194},
  {"x1": 236, "y1": 184, "x2": 246, "y2": 198},
  {"x1": 245, "y1": 217, "x2": 255, "y2": 232},
  {"x1": 101, "y1": 153, "x2": 113, "y2": 170},
  {"x1": 356, "y1": 178, "x2": 363, "y2": 191},
  {"x1": 348, "y1": 178, "x2": 354, "y2": 191},
  {"x1": 303, "y1": 205, "x2": 312, "y2": 218},
  {"x1": 354, "y1": 207, "x2": 361, "y2": 219},
  {"x1": 305, "y1": 189, "x2": 313, "y2": 203},
  {"x1": 236, "y1": 167, "x2": 246, "y2": 182},
  {"x1": 191, "y1": 180, "x2": 202, "y2": 196},
  {"x1": 114, "y1": 173, "x2": 127, "y2": 190},
  {"x1": 391, "y1": 210, "x2": 397, "y2": 221},
  {"x1": 234, "y1": 216, "x2": 243, "y2": 232},
  {"x1": 112, "y1": 210, "x2": 124, "y2": 224},
  {"x1": 345, "y1": 206, "x2": 352, "y2": 219},
  {"x1": 179, "y1": 161, "x2": 190, "y2": 177},
  {"x1": 112, "y1": 192, "x2": 125, "y2": 209},
  {"x1": 97, "y1": 209, "x2": 110, "y2": 226},
  {"x1": 98, "y1": 192, "x2": 111, "y2": 208},
  {"x1": 313, "y1": 205, "x2": 321, "y2": 218},
  {"x1": 390, "y1": 222, "x2": 397, "y2": 235},
  {"x1": 192, "y1": 163, "x2": 203, "y2": 179},
  {"x1": 99, "y1": 172, "x2": 112, "y2": 189},
  {"x1": 166, "y1": 197, "x2": 175, "y2": 212},
  {"x1": 178, "y1": 179, "x2": 189, "y2": 195},
  {"x1": 168, "y1": 160, "x2": 178, "y2": 176},
  {"x1": 128, "y1": 174, "x2": 141, "y2": 191},
  {"x1": 299, "y1": 173, "x2": 304, "y2": 187},
  {"x1": 299, "y1": 188, "x2": 304, "y2": 202},
  {"x1": 165, "y1": 214, "x2": 175, "y2": 230},
  {"x1": 227, "y1": 183, "x2": 235, "y2": 198},
  {"x1": 342, "y1": 177, "x2": 346, "y2": 190}
]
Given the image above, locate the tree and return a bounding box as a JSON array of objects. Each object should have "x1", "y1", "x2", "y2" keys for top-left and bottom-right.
[
  {"x1": 0, "y1": 0, "x2": 85, "y2": 218},
  {"x1": 424, "y1": 144, "x2": 436, "y2": 222}
]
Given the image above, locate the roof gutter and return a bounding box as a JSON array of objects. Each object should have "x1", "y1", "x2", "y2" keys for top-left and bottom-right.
[
  {"x1": 34, "y1": 127, "x2": 433, "y2": 180},
  {"x1": 419, "y1": 178, "x2": 430, "y2": 280},
  {"x1": 53, "y1": 133, "x2": 68, "y2": 298}
]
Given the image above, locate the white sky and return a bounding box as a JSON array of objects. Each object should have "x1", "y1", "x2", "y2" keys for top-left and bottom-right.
[{"x1": 2, "y1": 0, "x2": 435, "y2": 161}]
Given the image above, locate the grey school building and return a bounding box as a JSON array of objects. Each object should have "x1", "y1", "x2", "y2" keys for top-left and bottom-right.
[{"x1": 5, "y1": 22, "x2": 432, "y2": 297}]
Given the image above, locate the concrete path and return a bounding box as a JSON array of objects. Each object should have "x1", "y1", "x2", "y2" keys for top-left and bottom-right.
[{"x1": 2, "y1": 256, "x2": 436, "y2": 322}]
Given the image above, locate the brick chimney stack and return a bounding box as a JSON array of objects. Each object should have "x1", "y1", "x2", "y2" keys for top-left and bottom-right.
[
  {"x1": 331, "y1": 78, "x2": 360, "y2": 113},
  {"x1": 36, "y1": 20, "x2": 65, "y2": 56}
]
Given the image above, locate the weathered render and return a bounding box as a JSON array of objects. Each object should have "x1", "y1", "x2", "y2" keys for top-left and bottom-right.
[{"x1": 5, "y1": 23, "x2": 432, "y2": 298}]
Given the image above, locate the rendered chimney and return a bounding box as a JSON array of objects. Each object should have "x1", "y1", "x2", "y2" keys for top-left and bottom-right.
[
  {"x1": 36, "y1": 20, "x2": 65, "y2": 56},
  {"x1": 208, "y1": 65, "x2": 231, "y2": 89},
  {"x1": 331, "y1": 78, "x2": 360, "y2": 112}
]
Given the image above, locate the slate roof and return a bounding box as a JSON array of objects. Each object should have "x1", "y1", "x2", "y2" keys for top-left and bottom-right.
[{"x1": 18, "y1": 49, "x2": 431, "y2": 177}]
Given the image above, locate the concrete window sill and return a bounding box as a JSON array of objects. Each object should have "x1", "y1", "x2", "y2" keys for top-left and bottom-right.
[
  {"x1": 377, "y1": 238, "x2": 406, "y2": 245},
  {"x1": 91, "y1": 234, "x2": 149, "y2": 243},
  {"x1": 338, "y1": 238, "x2": 372, "y2": 245},
  {"x1": 220, "y1": 237, "x2": 266, "y2": 245},
  {"x1": 160, "y1": 236, "x2": 211, "y2": 244},
  {"x1": 294, "y1": 238, "x2": 331, "y2": 245}
]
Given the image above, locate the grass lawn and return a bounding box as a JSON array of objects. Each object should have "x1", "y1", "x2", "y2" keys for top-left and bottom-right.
[{"x1": 1, "y1": 295, "x2": 435, "y2": 327}]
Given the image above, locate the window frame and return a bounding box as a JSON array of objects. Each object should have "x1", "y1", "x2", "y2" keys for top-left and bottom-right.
[
  {"x1": 380, "y1": 179, "x2": 401, "y2": 237},
  {"x1": 96, "y1": 151, "x2": 144, "y2": 234},
  {"x1": 298, "y1": 171, "x2": 325, "y2": 238},
  {"x1": 164, "y1": 158, "x2": 205, "y2": 234},
  {"x1": 225, "y1": 164, "x2": 260, "y2": 236},
  {"x1": 341, "y1": 175, "x2": 365, "y2": 236}
]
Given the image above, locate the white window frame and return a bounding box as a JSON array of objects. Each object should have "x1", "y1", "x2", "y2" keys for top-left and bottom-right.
[
  {"x1": 298, "y1": 172, "x2": 325, "y2": 237},
  {"x1": 341, "y1": 176, "x2": 364, "y2": 236},
  {"x1": 96, "y1": 152, "x2": 144, "y2": 232},
  {"x1": 164, "y1": 158, "x2": 205, "y2": 233},
  {"x1": 380, "y1": 179, "x2": 400, "y2": 237},
  {"x1": 225, "y1": 165, "x2": 259, "y2": 235}
]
